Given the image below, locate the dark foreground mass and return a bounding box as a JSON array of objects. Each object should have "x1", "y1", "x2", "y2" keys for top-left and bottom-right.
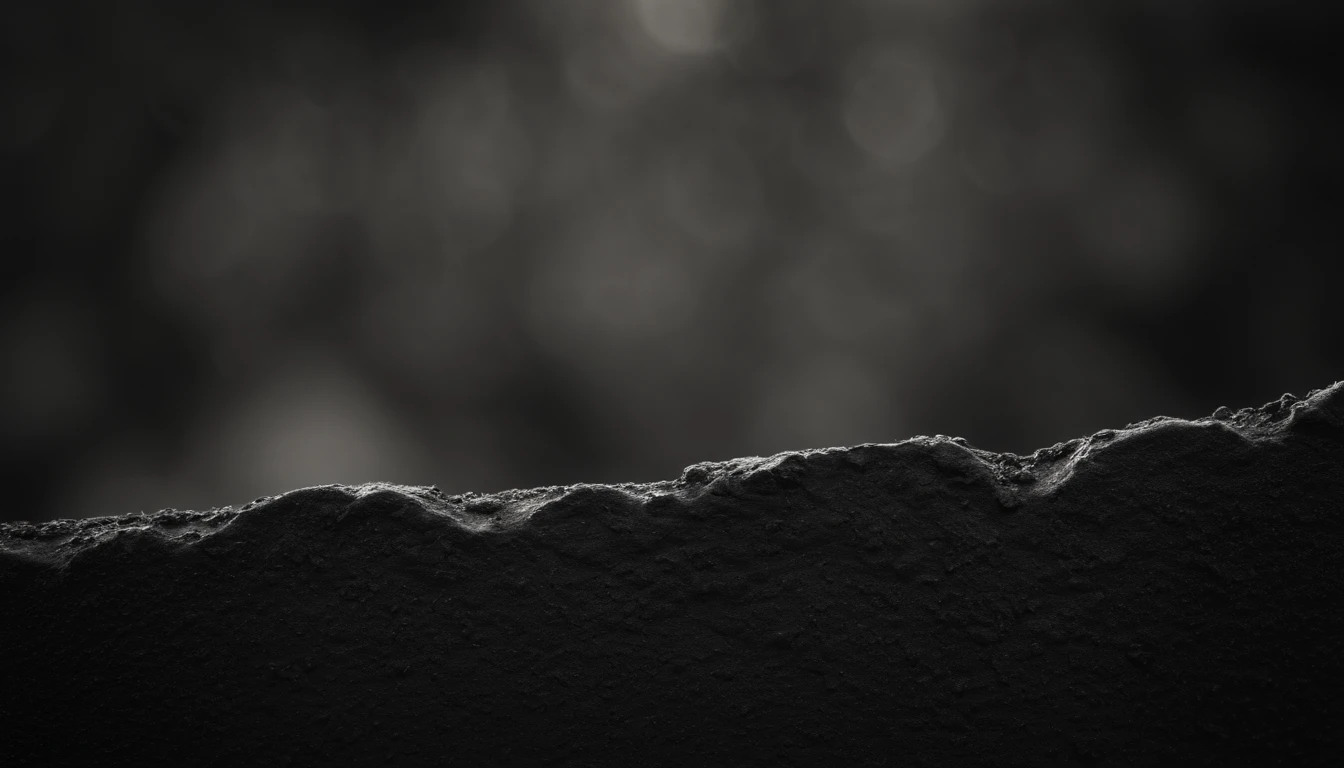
[{"x1": 2, "y1": 385, "x2": 1342, "y2": 766}]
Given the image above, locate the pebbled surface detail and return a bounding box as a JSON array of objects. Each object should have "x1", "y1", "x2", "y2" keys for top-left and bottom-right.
[{"x1": 2, "y1": 384, "x2": 1342, "y2": 766}]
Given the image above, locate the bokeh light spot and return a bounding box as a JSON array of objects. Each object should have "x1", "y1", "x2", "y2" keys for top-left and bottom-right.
[
  {"x1": 1077, "y1": 159, "x2": 1206, "y2": 308},
  {"x1": 633, "y1": 0, "x2": 732, "y2": 56},
  {"x1": 843, "y1": 46, "x2": 946, "y2": 165}
]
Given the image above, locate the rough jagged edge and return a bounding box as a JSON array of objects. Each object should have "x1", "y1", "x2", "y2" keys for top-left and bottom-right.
[{"x1": 2, "y1": 382, "x2": 1341, "y2": 567}]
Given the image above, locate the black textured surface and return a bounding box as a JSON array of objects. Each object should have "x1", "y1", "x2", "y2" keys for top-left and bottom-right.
[{"x1": 3, "y1": 384, "x2": 1342, "y2": 766}]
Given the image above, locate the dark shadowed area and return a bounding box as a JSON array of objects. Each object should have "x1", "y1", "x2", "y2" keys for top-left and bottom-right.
[
  {"x1": 4, "y1": 386, "x2": 1342, "y2": 764},
  {"x1": 3, "y1": 0, "x2": 1342, "y2": 521}
]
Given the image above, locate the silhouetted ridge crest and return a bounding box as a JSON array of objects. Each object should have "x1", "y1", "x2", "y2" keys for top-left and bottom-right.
[
  {"x1": 1, "y1": 382, "x2": 1340, "y2": 569},
  {"x1": 2, "y1": 383, "x2": 1341, "y2": 766}
]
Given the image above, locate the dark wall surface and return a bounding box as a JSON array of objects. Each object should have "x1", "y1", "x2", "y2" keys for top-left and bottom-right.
[
  {"x1": 4, "y1": 1, "x2": 1344, "y2": 521},
  {"x1": 3, "y1": 384, "x2": 1340, "y2": 765}
]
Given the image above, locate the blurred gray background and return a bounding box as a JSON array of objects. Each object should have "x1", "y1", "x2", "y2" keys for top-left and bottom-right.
[{"x1": 3, "y1": 0, "x2": 1341, "y2": 521}]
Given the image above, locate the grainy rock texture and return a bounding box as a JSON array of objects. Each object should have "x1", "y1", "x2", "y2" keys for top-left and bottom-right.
[{"x1": 3, "y1": 385, "x2": 1342, "y2": 767}]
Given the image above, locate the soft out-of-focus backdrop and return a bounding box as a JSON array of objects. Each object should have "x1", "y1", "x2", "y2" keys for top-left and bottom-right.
[{"x1": 3, "y1": 1, "x2": 1341, "y2": 521}]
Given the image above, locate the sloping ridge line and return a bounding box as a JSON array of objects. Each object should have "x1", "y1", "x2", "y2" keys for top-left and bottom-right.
[{"x1": 2, "y1": 381, "x2": 1341, "y2": 567}]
